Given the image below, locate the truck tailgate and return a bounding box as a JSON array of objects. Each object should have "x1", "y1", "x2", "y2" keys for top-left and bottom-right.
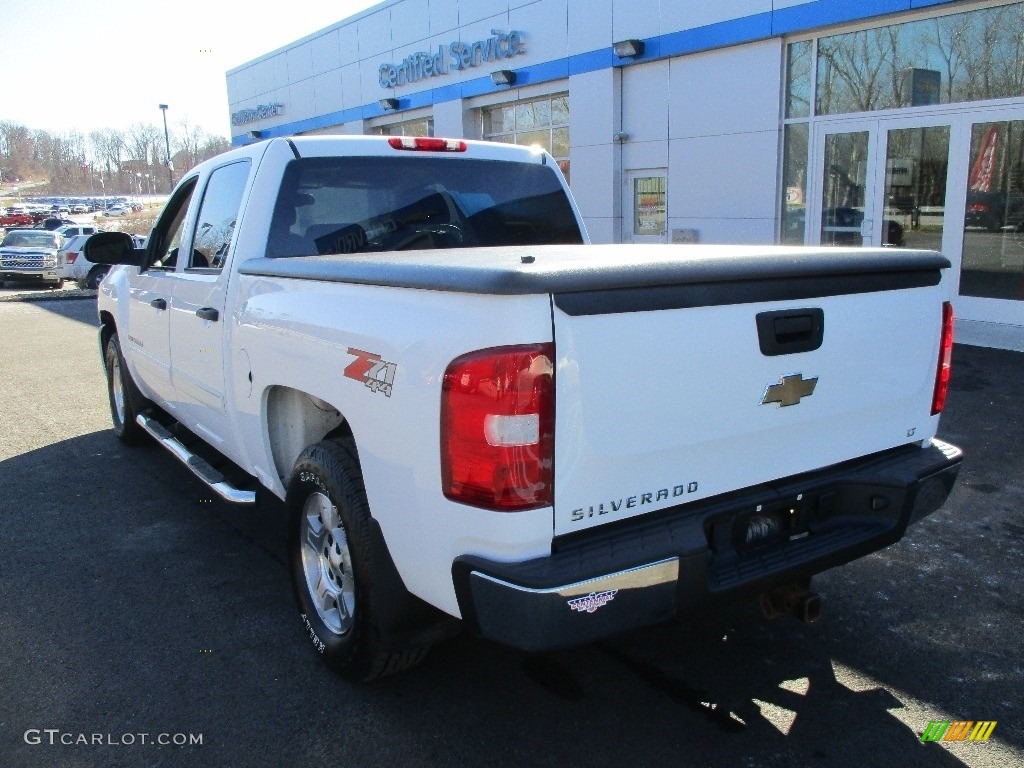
[{"x1": 551, "y1": 255, "x2": 948, "y2": 536}]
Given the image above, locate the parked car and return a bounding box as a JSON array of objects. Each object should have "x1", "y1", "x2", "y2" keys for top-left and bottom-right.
[
  {"x1": 59, "y1": 232, "x2": 144, "y2": 288},
  {"x1": 55, "y1": 224, "x2": 102, "y2": 238},
  {"x1": 104, "y1": 205, "x2": 130, "y2": 216},
  {"x1": 71, "y1": 204, "x2": 88, "y2": 214},
  {"x1": 41, "y1": 217, "x2": 76, "y2": 231},
  {"x1": 0, "y1": 228, "x2": 63, "y2": 287}
]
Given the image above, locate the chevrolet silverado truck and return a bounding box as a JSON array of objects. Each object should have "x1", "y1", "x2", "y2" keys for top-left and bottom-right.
[
  {"x1": 0, "y1": 228, "x2": 64, "y2": 287},
  {"x1": 85, "y1": 135, "x2": 962, "y2": 681}
]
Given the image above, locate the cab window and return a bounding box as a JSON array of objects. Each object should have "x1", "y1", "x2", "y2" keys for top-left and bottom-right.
[{"x1": 187, "y1": 160, "x2": 251, "y2": 271}]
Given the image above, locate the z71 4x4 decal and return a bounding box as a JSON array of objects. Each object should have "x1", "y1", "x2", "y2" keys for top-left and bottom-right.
[{"x1": 344, "y1": 348, "x2": 397, "y2": 398}]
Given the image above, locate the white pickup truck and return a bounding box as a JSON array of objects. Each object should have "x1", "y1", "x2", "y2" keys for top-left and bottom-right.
[{"x1": 87, "y1": 135, "x2": 962, "y2": 680}]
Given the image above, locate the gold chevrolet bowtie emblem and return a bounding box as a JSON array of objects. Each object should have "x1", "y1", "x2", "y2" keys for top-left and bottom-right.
[{"x1": 761, "y1": 374, "x2": 818, "y2": 407}]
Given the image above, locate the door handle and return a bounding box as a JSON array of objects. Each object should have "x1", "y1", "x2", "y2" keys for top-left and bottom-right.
[
  {"x1": 150, "y1": 298, "x2": 167, "y2": 310},
  {"x1": 196, "y1": 307, "x2": 219, "y2": 322}
]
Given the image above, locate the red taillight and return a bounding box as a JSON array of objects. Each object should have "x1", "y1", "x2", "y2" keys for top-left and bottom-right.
[
  {"x1": 932, "y1": 301, "x2": 954, "y2": 415},
  {"x1": 441, "y1": 344, "x2": 554, "y2": 511},
  {"x1": 66, "y1": 251, "x2": 78, "y2": 263},
  {"x1": 388, "y1": 136, "x2": 468, "y2": 152},
  {"x1": 967, "y1": 203, "x2": 988, "y2": 213}
]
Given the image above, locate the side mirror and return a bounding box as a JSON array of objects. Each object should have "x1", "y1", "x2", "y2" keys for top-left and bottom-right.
[{"x1": 83, "y1": 232, "x2": 144, "y2": 265}]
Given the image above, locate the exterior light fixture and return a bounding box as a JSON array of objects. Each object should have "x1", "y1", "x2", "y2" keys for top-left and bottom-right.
[
  {"x1": 613, "y1": 39, "x2": 644, "y2": 58},
  {"x1": 491, "y1": 70, "x2": 516, "y2": 86},
  {"x1": 379, "y1": 98, "x2": 399, "y2": 110}
]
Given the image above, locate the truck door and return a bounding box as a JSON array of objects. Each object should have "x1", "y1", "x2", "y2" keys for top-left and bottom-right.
[
  {"x1": 125, "y1": 179, "x2": 198, "y2": 405},
  {"x1": 168, "y1": 160, "x2": 251, "y2": 447}
]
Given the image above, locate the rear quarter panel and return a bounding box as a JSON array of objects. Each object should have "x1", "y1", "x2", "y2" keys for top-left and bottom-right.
[{"x1": 232, "y1": 276, "x2": 556, "y2": 617}]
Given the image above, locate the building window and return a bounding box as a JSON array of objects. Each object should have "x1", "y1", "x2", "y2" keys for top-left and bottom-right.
[
  {"x1": 482, "y1": 94, "x2": 569, "y2": 182},
  {"x1": 961, "y1": 120, "x2": 1024, "y2": 301},
  {"x1": 374, "y1": 117, "x2": 434, "y2": 137},
  {"x1": 811, "y1": 3, "x2": 1024, "y2": 117}
]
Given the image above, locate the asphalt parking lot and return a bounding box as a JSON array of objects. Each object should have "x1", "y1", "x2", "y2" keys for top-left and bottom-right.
[{"x1": 0, "y1": 295, "x2": 1020, "y2": 768}]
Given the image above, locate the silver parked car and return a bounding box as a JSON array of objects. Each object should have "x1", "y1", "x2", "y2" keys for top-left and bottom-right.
[{"x1": 0, "y1": 229, "x2": 64, "y2": 288}]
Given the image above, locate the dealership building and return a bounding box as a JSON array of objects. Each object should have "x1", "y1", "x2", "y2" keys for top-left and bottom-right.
[{"x1": 227, "y1": 0, "x2": 1024, "y2": 350}]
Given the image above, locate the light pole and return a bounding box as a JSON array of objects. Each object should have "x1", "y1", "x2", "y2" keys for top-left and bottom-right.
[{"x1": 159, "y1": 104, "x2": 173, "y2": 192}]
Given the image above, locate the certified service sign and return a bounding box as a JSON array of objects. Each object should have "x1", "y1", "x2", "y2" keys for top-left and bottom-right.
[{"x1": 379, "y1": 31, "x2": 527, "y2": 88}]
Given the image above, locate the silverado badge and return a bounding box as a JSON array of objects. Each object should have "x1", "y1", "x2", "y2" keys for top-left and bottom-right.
[{"x1": 761, "y1": 374, "x2": 818, "y2": 407}]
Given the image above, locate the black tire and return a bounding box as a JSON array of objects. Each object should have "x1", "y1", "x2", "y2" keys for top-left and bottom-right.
[
  {"x1": 103, "y1": 332, "x2": 147, "y2": 445},
  {"x1": 287, "y1": 439, "x2": 429, "y2": 681},
  {"x1": 86, "y1": 266, "x2": 109, "y2": 289}
]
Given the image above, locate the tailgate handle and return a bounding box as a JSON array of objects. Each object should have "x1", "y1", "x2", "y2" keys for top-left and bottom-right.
[{"x1": 756, "y1": 308, "x2": 824, "y2": 356}]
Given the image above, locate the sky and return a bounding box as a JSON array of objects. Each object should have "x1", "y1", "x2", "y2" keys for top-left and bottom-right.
[{"x1": 1, "y1": 0, "x2": 381, "y2": 139}]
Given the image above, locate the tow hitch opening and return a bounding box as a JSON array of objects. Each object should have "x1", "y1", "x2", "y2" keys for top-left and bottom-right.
[{"x1": 758, "y1": 580, "x2": 823, "y2": 624}]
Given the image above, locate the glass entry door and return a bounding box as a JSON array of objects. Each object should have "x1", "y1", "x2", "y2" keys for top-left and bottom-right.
[{"x1": 811, "y1": 120, "x2": 951, "y2": 250}]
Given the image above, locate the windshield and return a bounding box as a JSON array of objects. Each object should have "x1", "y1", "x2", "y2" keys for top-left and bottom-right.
[
  {"x1": 1, "y1": 231, "x2": 60, "y2": 248},
  {"x1": 266, "y1": 156, "x2": 582, "y2": 258}
]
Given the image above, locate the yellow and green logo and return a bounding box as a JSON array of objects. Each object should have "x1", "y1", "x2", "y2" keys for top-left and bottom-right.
[{"x1": 921, "y1": 721, "x2": 997, "y2": 743}]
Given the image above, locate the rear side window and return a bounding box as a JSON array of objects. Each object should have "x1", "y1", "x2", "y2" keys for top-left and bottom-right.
[{"x1": 266, "y1": 156, "x2": 582, "y2": 258}]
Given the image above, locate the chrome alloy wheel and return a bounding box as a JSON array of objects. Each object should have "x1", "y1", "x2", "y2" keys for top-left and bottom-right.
[
  {"x1": 300, "y1": 491, "x2": 356, "y2": 636},
  {"x1": 109, "y1": 351, "x2": 126, "y2": 425}
]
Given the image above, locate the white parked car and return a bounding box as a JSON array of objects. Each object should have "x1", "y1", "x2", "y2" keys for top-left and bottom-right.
[
  {"x1": 55, "y1": 224, "x2": 102, "y2": 239},
  {"x1": 60, "y1": 233, "x2": 144, "y2": 288},
  {"x1": 105, "y1": 205, "x2": 130, "y2": 216}
]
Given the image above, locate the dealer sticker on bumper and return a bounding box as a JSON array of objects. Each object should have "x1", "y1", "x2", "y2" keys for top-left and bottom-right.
[{"x1": 567, "y1": 590, "x2": 618, "y2": 614}]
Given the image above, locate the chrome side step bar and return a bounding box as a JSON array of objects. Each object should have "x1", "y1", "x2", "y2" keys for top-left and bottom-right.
[{"x1": 136, "y1": 413, "x2": 257, "y2": 504}]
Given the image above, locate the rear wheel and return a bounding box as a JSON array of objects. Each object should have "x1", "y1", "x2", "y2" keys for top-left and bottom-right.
[{"x1": 287, "y1": 439, "x2": 429, "y2": 681}]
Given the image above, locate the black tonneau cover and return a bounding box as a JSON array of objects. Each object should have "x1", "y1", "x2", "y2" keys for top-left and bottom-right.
[{"x1": 239, "y1": 244, "x2": 949, "y2": 310}]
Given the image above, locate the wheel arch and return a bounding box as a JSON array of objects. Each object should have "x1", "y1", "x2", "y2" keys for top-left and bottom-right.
[
  {"x1": 98, "y1": 310, "x2": 117, "y2": 354},
  {"x1": 265, "y1": 385, "x2": 351, "y2": 487}
]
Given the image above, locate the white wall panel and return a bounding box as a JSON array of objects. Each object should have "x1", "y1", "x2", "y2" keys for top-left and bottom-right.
[
  {"x1": 358, "y1": 57, "x2": 385, "y2": 105},
  {"x1": 612, "y1": 0, "x2": 661, "y2": 42},
  {"x1": 668, "y1": 131, "x2": 779, "y2": 220},
  {"x1": 661, "y1": 0, "x2": 771, "y2": 33},
  {"x1": 581, "y1": 216, "x2": 616, "y2": 244},
  {"x1": 621, "y1": 60, "x2": 669, "y2": 143},
  {"x1": 429, "y1": 0, "x2": 460, "y2": 35},
  {"x1": 314, "y1": 70, "x2": 345, "y2": 116},
  {"x1": 569, "y1": 143, "x2": 617, "y2": 220},
  {"x1": 310, "y1": 30, "x2": 342, "y2": 76},
  {"x1": 569, "y1": 69, "x2": 617, "y2": 148},
  {"x1": 231, "y1": 69, "x2": 257, "y2": 102},
  {"x1": 288, "y1": 79, "x2": 317, "y2": 123},
  {"x1": 287, "y1": 42, "x2": 315, "y2": 83},
  {"x1": 510, "y1": 0, "x2": 568, "y2": 67},
  {"x1": 459, "y1": 0, "x2": 510, "y2": 25},
  {"x1": 669, "y1": 216, "x2": 776, "y2": 244},
  {"x1": 621, "y1": 139, "x2": 668, "y2": 170},
  {"x1": 341, "y1": 63, "x2": 362, "y2": 110},
  {"x1": 669, "y1": 39, "x2": 782, "y2": 139},
  {"x1": 391, "y1": 1, "x2": 433, "y2": 48},
  {"x1": 357, "y1": 9, "x2": 394, "y2": 58},
  {"x1": 568, "y1": 0, "x2": 612, "y2": 56},
  {"x1": 338, "y1": 21, "x2": 360, "y2": 66}
]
